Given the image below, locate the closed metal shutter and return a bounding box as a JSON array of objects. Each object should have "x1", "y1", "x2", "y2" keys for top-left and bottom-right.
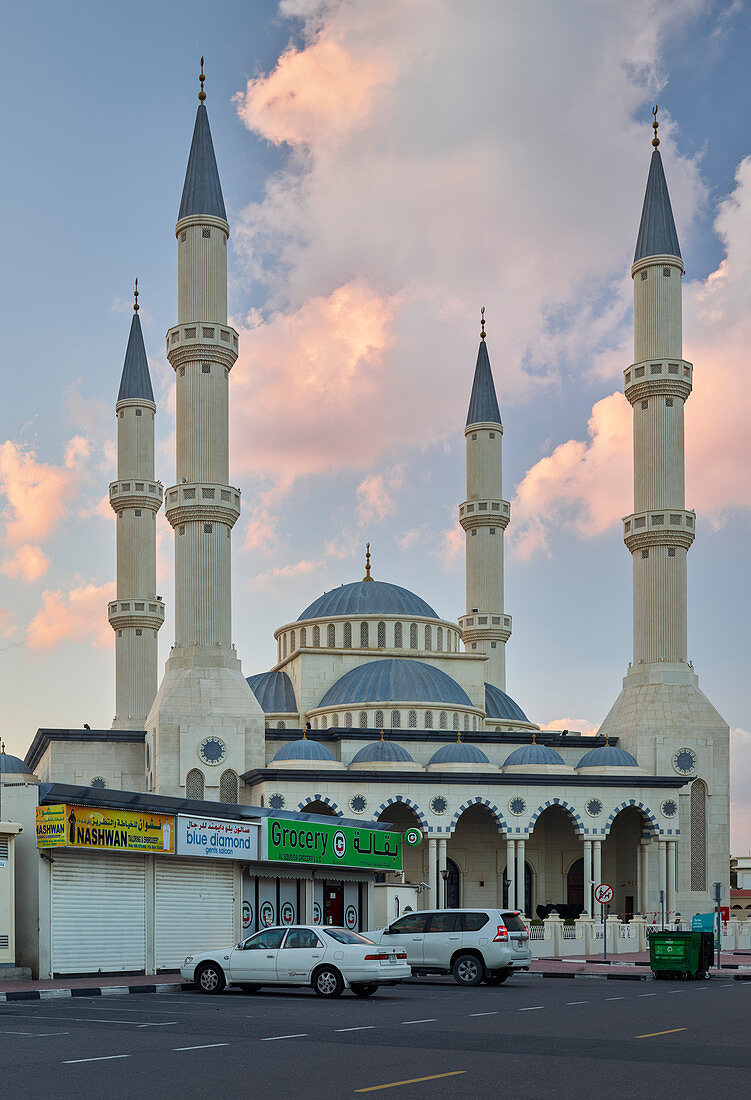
[
  {"x1": 51, "y1": 851, "x2": 146, "y2": 975},
  {"x1": 155, "y1": 859, "x2": 235, "y2": 970}
]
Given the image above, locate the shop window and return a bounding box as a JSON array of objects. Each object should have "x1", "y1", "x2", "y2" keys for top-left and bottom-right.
[{"x1": 186, "y1": 768, "x2": 204, "y2": 799}]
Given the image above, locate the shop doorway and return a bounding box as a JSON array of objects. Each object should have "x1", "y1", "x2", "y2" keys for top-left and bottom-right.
[{"x1": 323, "y1": 883, "x2": 343, "y2": 925}]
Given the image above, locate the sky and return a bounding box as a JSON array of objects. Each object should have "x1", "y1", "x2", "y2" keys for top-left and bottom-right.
[{"x1": 0, "y1": 0, "x2": 749, "y2": 848}]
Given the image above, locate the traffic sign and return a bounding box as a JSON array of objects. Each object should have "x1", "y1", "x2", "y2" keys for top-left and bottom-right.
[{"x1": 594, "y1": 882, "x2": 614, "y2": 905}]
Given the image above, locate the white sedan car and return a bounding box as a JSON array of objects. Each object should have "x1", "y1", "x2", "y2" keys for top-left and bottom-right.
[{"x1": 181, "y1": 925, "x2": 411, "y2": 998}]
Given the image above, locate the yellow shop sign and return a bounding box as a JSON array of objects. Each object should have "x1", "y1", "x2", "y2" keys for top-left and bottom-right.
[{"x1": 36, "y1": 804, "x2": 175, "y2": 854}]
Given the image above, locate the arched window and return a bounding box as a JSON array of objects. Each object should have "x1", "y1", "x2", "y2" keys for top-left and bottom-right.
[
  {"x1": 437, "y1": 627, "x2": 443, "y2": 652},
  {"x1": 424, "y1": 625, "x2": 432, "y2": 650},
  {"x1": 463, "y1": 714, "x2": 470, "y2": 731},
  {"x1": 375, "y1": 709, "x2": 384, "y2": 728},
  {"x1": 394, "y1": 622, "x2": 403, "y2": 648},
  {"x1": 473, "y1": 715, "x2": 477, "y2": 730},
  {"x1": 410, "y1": 623, "x2": 418, "y2": 649},
  {"x1": 424, "y1": 711, "x2": 433, "y2": 729},
  {"x1": 290, "y1": 630, "x2": 296, "y2": 652},
  {"x1": 219, "y1": 769, "x2": 238, "y2": 804},
  {"x1": 359, "y1": 711, "x2": 368, "y2": 729},
  {"x1": 343, "y1": 622, "x2": 352, "y2": 648},
  {"x1": 377, "y1": 621, "x2": 386, "y2": 648},
  {"x1": 691, "y1": 778, "x2": 707, "y2": 891},
  {"x1": 345, "y1": 711, "x2": 353, "y2": 728},
  {"x1": 360, "y1": 621, "x2": 369, "y2": 648},
  {"x1": 313, "y1": 717, "x2": 318, "y2": 729},
  {"x1": 439, "y1": 711, "x2": 448, "y2": 729},
  {"x1": 392, "y1": 710, "x2": 401, "y2": 728},
  {"x1": 327, "y1": 623, "x2": 336, "y2": 647},
  {"x1": 277, "y1": 721, "x2": 286, "y2": 729},
  {"x1": 452, "y1": 713, "x2": 460, "y2": 730},
  {"x1": 408, "y1": 710, "x2": 417, "y2": 728},
  {"x1": 312, "y1": 625, "x2": 320, "y2": 647},
  {"x1": 282, "y1": 634, "x2": 287, "y2": 658},
  {"x1": 321, "y1": 715, "x2": 327, "y2": 729},
  {"x1": 300, "y1": 627, "x2": 307, "y2": 647},
  {"x1": 331, "y1": 713, "x2": 339, "y2": 727},
  {"x1": 186, "y1": 768, "x2": 204, "y2": 799}
]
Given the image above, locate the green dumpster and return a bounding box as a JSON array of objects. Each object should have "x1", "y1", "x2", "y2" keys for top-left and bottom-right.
[{"x1": 648, "y1": 930, "x2": 713, "y2": 980}]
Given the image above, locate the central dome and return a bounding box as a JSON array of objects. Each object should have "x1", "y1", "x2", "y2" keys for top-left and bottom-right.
[
  {"x1": 319, "y1": 658, "x2": 472, "y2": 707},
  {"x1": 298, "y1": 580, "x2": 438, "y2": 621}
]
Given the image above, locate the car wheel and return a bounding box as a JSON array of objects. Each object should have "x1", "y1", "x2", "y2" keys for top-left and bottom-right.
[
  {"x1": 238, "y1": 984, "x2": 261, "y2": 993},
  {"x1": 484, "y1": 969, "x2": 510, "y2": 985},
  {"x1": 312, "y1": 966, "x2": 344, "y2": 999},
  {"x1": 351, "y1": 983, "x2": 379, "y2": 998},
  {"x1": 196, "y1": 962, "x2": 226, "y2": 995},
  {"x1": 452, "y1": 953, "x2": 483, "y2": 987}
]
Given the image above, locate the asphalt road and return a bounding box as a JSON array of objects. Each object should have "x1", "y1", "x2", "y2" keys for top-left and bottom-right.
[{"x1": 1, "y1": 974, "x2": 749, "y2": 1098}]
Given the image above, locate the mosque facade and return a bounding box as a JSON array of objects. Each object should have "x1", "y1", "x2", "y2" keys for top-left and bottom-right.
[{"x1": 23, "y1": 75, "x2": 730, "y2": 922}]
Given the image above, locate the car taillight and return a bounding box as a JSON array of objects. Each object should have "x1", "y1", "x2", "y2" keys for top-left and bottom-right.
[
  {"x1": 364, "y1": 953, "x2": 390, "y2": 960},
  {"x1": 396, "y1": 952, "x2": 407, "y2": 958},
  {"x1": 493, "y1": 925, "x2": 509, "y2": 942}
]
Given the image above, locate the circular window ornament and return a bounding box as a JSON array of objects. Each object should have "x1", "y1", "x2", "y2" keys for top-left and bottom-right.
[
  {"x1": 349, "y1": 795, "x2": 367, "y2": 814},
  {"x1": 199, "y1": 737, "x2": 226, "y2": 766},
  {"x1": 268, "y1": 793, "x2": 285, "y2": 811},
  {"x1": 509, "y1": 797, "x2": 526, "y2": 816},
  {"x1": 345, "y1": 905, "x2": 358, "y2": 930},
  {"x1": 90, "y1": 776, "x2": 107, "y2": 789},
  {"x1": 430, "y1": 796, "x2": 447, "y2": 815},
  {"x1": 661, "y1": 798, "x2": 678, "y2": 818},
  {"x1": 673, "y1": 748, "x2": 697, "y2": 775},
  {"x1": 586, "y1": 798, "x2": 603, "y2": 818},
  {"x1": 281, "y1": 902, "x2": 295, "y2": 925}
]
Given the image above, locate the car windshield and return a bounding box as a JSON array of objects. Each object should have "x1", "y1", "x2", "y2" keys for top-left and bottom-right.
[{"x1": 322, "y1": 928, "x2": 374, "y2": 945}]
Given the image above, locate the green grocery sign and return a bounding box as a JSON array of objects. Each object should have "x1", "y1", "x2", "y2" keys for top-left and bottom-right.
[{"x1": 263, "y1": 818, "x2": 402, "y2": 871}]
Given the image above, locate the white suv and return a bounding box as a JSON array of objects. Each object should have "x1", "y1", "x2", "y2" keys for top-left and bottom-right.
[{"x1": 365, "y1": 909, "x2": 531, "y2": 986}]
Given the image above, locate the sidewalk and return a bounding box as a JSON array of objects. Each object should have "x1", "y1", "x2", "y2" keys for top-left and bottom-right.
[
  {"x1": 0, "y1": 971, "x2": 188, "y2": 1001},
  {"x1": 530, "y1": 948, "x2": 751, "y2": 979}
]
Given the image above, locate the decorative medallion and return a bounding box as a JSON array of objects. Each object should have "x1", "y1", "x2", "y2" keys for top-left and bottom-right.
[
  {"x1": 661, "y1": 798, "x2": 678, "y2": 818},
  {"x1": 349, "y1": 794, "x2": 367, "y2": 814},
  {"x1": 199, "y1": 736, "x2": 227, "y2": 766},
  {"x1": 90, "y1": 777, "x2": 107, "y2": 789},
  {"x1": 430, "y1": 796, "x2": 448, "y2": 815},
  {"x1": 673, "y1": 747, "x2": 697, "y2": 775},
  {"x1": 586, "y1": 798, "x2": 603, "y2": 817},
  {"x1": 269, "y1": 793, "x2": 286, "y2": 810},
  {"x1": 509, "y1": 797, "x2": 526, "y2": 816}
]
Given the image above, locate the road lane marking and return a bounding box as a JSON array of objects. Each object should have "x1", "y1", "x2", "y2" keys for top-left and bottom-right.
[
  {"x1": 260, "y1": 1033, "x2": 308, "y2": 1041},
  {"x1": 519, "y1": 1006, "x2": 544, "y2": 1011},
  {"x1": 606, "y1": 997, "x2": 624, "y2": 1001},
  {"x1": 667, "y1": 990, "x2": 684, "y2": 994},
  {"x1": 2, "y1": 1030, "x2": 70, "y2": 1036},
  {"x1": 469, "y1": 1012, "x2": 498, "y2": 1017},
  {"x1": 173, "y1": 1044, "x2": 229, "y2": 1051},
  {"x1": 355, "y1": 1071, "x2": 466, "y2": 1093},
  {"x1": 566, "y1": 1001, "x2": 588, "y2": 1005},
  {"x1": 135, "y1": 1022, "x2": 178, "y2": 1028},
  {"x1": 63, "y1": 1055, "x2": 131, "y2": 1064},
  {"x1": 1, "y1": 1014, "x2": 152, "y2": 1025},
  {"x1": 636, "y1": 1028, "x2": 687, "y2": 1039},
  {"x1": 638, "y1": 993, "x2": 657, "y2": 997},
  {"x1": 335, "y1": 1026, "x2": 376, "y2": 1032},
  {"x1": 401, "y1": 1019, "x2": 437, "y2": 1025}
]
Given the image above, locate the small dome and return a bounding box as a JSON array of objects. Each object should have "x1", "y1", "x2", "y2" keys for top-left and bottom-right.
[
  {"x1": 485, "y1": 683, "x2": 530, "y2": 723},
  {"x1": 298, "y1": 580, "x2": 438, "y2": 621},
  {"x1": 504, "y1": 743, "x2": 565, "y2": 767},
  {"x1": 0, "y1": 751, "x2": 32, "y2": 775},
  {"x1": 247, "y1": 670, "x2": 297, "y2": 713},
  {"x1": 429, "y1": 742, "x2": 490, "y2": 766},
  {"x1": 350, "y1": 741, "x2": 415, "y2": 764},
  {"x1": 319, "y1": 659, "x2": 472, "y2": 708},
  {"x1": 577, "y1": 744, "x2": 639, "y2": 769},
  {"x1": 272, "y1": 738, "x2": 335, "y2": 763}
]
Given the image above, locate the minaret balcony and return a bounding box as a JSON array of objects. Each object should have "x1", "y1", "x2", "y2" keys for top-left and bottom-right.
[
  {"x1": 459, "y1": 613, "x2": 512, "y2": 645},
  {"x1": 459, "y1": 499, "x2": 510, "y2": 531},
  {"x1": 108, "y1": 599, "x2": 165, "y2": 632},
  {"x1": 166, "y1": 323, "x2": 238, "y2": 372},
  {"x1": 624, "y1": 358, "x2": 692, "y2": 404},
  {"x1": 623, "y1": 509, "x2": 696, "y2": 553},
  {"x1": 109, "y1": 480, "x2": 163, "y2": 514},
  {"x1": 165, "y1": 482, "x2": 241, "y2": 530}
]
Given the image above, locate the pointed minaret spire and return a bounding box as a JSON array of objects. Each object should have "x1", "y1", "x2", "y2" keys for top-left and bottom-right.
[
  {"x1": 633, "y1": 106, "x2": 681, "y2": 264},
  {"x1": 178, "y1": 58, "x2": 227, "y2": 222},
  {"x1": 117, "y1": 286, "x2": 155, "y2": 404},
  {"x1": 466, "y1": 309, "x2": 502, "y2": 427}
]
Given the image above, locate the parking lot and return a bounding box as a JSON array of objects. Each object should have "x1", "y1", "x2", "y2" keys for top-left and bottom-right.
[{"x1": 1, "y1": 973, "x2": 750, "y2": 1097}]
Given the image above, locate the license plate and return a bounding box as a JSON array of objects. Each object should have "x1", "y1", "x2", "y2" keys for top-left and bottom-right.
[{"x1": 389, "y1": 954, "x2": 398, "y2": 965}]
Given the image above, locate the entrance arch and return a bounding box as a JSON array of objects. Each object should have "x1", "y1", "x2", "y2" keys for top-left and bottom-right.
[
  {"x1": 602, "y1": 805, "x2": 650, "y2": 918},
  {"x1": 448, "y1": 803, "x2": 506, "y2": 910},
  {"x1": 529, "y1": 804, "x2": 582, "y2": 918}
]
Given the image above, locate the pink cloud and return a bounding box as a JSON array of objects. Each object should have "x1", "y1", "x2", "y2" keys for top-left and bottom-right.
[
  {"x1": 539, "y1": 716, "x2": 600, "y2": 738},
  {"x1": 27, "y1": 581, "x2": 115, "y2": 650},
  {"x1": 1, "y1": 544, "x2": 50, "y2": 583},
  {"x1": 356, "y1": 467, "x2": 404, "y2": 524},
  {"x1": 0, "y1": 440, "x2": 82, "y2": 546},
  {"x1": 244, "y1": 510, "x2": 279, "y2": 551},
  {"x1": 248, "y1": 558, "x2": 321, "y2": 593},
  {"x1": 431, "y1": 523, "x2": 464, "y2": 570},
  {"x1": 0, "y1": 608, "x2": 16, "y2": 639}
]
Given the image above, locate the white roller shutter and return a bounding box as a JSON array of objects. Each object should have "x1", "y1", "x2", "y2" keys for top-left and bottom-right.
[
  {"x1": 155, "y1": 859, "x2": 235, "y2": 970},
  {"x1": 51, "y1": 851, "x2": 146, "y2": 975}
]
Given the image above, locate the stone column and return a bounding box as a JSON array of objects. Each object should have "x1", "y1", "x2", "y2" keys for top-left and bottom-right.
[
  {"x1": 506, "y1": 837, "x2": 516, "y2": 911},
  {"x1": 583, "y1": 839, "x2": 592, "y2": 916},
  {"x1": 592, "y1": 840, "x2": 602, "y2": 899},
  {"x1": 428, "y1": 837, "x2": 438, "y2": 909},
  {"x1": 516, "y1": 839, "x2": 526, "y2": 916},
  {"x1": 666, "y1": 839, "x2": 677, "y2": 918},
  {"x1": 658, "y1": 840, "x2": 667, "y2": 916},
  {"x1": 437, "y1": 838, "x2": 447, "y2": 910},
  {"x1": 639, "y1": 841, "x2": 650, "y2": 915}
]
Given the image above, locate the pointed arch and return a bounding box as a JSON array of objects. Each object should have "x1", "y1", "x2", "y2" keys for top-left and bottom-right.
[
  {"x1": 448, "y1": 797, "x2": 509, "y2": 836},
  {"x1": 374, "y1": 795, "x2": 428, "y2": 827},
  {"x1": 602, "y1": 799, "x2": 661, "y2": 838},
  {"x1": 297, "y1": 794, "x2": 344, "y2": 817},
  {"x1": 528, "y1": 798, "x2": 585, "y2": 836}
]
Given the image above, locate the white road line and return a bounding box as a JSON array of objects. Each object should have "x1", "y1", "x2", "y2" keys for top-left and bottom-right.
[
  {"x1": 519, "y1": 1006, "x2": 544, "y2": 1012},
  {"x1": 173, "y1": 1043, "x2": 229, "y2": 1051},
  {"x1": 2, "y1": 1030, "x2": 70, "y2": 1036},
  {"x1": 0, "y1": 1014, "x2": 152, "y2": 1025},
  {"x1": 606, "y1": 997, "x2": 624, "y2": 1001},
  {"x1": 668, "y1": 990, "x2": 684, "y2": 994},
  {"x1": 63, "y1": 1055, "x2": 131, "y2": 1064},
  {"x1": 639, "y1": 993, "x2": 657, "y2": 998},
  {"x1": 401, "y1": 1019, "x2": 437, "y2": 1025},
  {"x1": 135, "y1": 1022, "x2": 178, "y2": 1027},
  {"x1": 469, "y1": 1012, "x2": 498, "y2": 1017},
  {"x1": 260, "y1": 1033, "x2": 308, "y2": 1041},
  {"x1": 335, "y1": 1026, "x2": 376, "y2": 1032},
  {"x1": 566, "y1": 1001, "x2": 588, "y2": 1005}
]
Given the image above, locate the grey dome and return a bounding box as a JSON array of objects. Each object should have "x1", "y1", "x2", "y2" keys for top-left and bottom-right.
[
  {"x1": 298, "y1": 580, "x2": 437, "y2": 621},
  {"x1": 351, "y1": 741, "x2": 414, "y2": 764},
  {"x1": 429, "y1": 742, "x2": 490, "y2": 766},
  {"x1": 247, "y1": 670, "x2": 297, "y2": 713},
  {"x1": 485, "y1": 683, "x2": 530, "y2": 723},
  {"x1": 272, "y1": 739, "x2": 335, "y2": 763},
  {"x1": 0, "y1": 752, "x2": 31, "y2": 775},
  {"x1": 577, "y1": 744, "x2": 639, "y2": 769},
  {"x1": 504, "y1": 743, "x2": 565, "y2": 767},
  {"x1": 319, "y1": 659, "x2": 472, "y2": 708}
]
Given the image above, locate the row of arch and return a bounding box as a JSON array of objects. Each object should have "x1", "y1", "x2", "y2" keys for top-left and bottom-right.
[
  {"x1": 278, "y1": 620, "x2": 461, "y2": 660},
  {"x1": 308, "y1": 710, "x2": 479, "y2": 731},
  {"x1": 186, "y1": 767, "x2": 239, "y2": 804}
]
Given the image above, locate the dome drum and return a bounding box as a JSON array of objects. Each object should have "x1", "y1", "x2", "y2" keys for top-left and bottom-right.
[
  {"x1": 273, "y1": 616, "x2": 462, "y2": 660},
  {"x1": 308, "y1": 703, "x2": 482, "y2": 735}
]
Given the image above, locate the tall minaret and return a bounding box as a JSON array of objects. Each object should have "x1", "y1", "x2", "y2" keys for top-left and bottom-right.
[
  {"x1": 109, "y1": 282, "x2": 165, "y2": 730},
  {"x1": 599, "y1": 110, "x2": 729, "y2": 913},
  {"x1": 146, "y1": 61, "x2": 265, "y2": 796},
  {"x1": 458, "y1": 310, "x2": 512, "y2": 690}
]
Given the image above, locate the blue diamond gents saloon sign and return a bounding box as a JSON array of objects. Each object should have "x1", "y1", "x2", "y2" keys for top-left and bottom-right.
[
  {"x1": 261, "y1": 818, "x2": 402, "y2": 871},
  {"x1": 177, "y1": 815, "x2": 259, "y2": 859}
]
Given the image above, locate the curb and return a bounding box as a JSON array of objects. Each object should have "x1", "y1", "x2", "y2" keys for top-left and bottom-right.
[{"x1": 0, "y1": 982, "x2": 190, "y2": 1002}]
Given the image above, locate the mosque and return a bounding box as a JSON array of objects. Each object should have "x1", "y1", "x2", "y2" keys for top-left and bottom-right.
[{"x1": 19, "y1": 73, "x2": 730, "y2": 922}]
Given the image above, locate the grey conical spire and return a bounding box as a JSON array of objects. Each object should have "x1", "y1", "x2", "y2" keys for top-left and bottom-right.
[
  {"x1": 633, "y1": 149, "x2": 681, "y2": 263},
  {"x1": 466, "y1": 315, "x2": 502, "y2": 427},
  {"x1": 117, "y1": 309, "x2": 155, "y2": 404},
  {"x1": 178, "y1": 103, "x2": 227, "y2": 222}
]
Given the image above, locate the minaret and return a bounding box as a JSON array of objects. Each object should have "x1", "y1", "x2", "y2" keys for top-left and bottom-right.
[
  {"x1": 599, "y1": 109, "x2": 729, "y2": 912},
  {"x1": 146, "y1": 61, "x2": 264, "y2": 796},
  {"x1": 109, "y1": 282, "x2": 165, "y2": 730},
  {"x1": 458, "y1": 310, "x2": 512, "y2": 690}
]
